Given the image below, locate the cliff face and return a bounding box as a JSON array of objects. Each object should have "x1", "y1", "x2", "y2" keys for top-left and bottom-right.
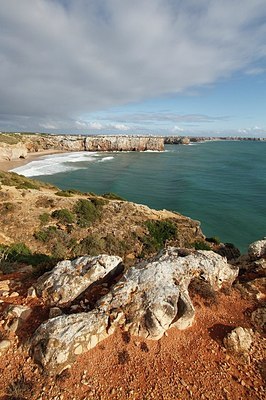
[
  {"x1": 84, "y1": 136, "x2": 164, "y2": 151},
  {"x1": 0, "y1": 134, "x2": 164, "y2": 160},
  {"x1": 0, "y1": 142, "x2": 28, "y2": 161}
]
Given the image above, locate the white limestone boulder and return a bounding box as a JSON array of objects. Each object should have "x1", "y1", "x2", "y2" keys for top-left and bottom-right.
[
  {"x1": 31, "y1": 254, "x2": 123, "y2": 305},
  {"x1": 248, "y1": 239, "x2": 266, "y2": 260},
  {"x1": 31, "y1": 248, "x2": 238, "y2": 374}
]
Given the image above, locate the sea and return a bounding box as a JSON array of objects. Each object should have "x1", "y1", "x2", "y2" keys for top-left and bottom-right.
[{"x1": 12, "y1": 141, "x2": 266, "y2": 253}]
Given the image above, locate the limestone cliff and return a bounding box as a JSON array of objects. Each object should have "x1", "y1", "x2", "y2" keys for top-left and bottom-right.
[
  {"x1": 0, "y1": 133, "x2": 164, "y2": 161},
  {"x1": 0, "y1": 142, "x2": 28, "y2": 161},
  {"x1": 84, "y1": 136, "x2": 164, "y2": 151}
]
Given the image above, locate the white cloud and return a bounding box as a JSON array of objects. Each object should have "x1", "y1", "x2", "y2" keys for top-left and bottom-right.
[
  {"x1": 0, "y1": 0, "x2": 266, "y2": 131},
  {"x1": 172, "y1": 126, "x2": 184, "y2": 133}
]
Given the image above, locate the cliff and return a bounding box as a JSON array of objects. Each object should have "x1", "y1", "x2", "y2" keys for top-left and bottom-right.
[
  {"x1": 0, "y1": 141, "x2": 28, "y2": 161},
  {"x1": 0, "y1": 133, "x2": 164, "y2": 162},
  {"x1": 84, "y1": 136, "x2": 164, "y2": 151}
]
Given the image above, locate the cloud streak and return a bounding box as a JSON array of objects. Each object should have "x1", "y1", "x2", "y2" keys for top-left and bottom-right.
[{"x1": 0, "y1": 0, "x2": 266, "y2": 132}]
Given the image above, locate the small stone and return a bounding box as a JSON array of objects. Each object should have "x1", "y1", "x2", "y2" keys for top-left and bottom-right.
[
  {"x1": 9, "y1": 292, "x2": 19, "y2": 297},
  {"x1": 49, "y1": 307, "x2": 63, "y2": 319}
]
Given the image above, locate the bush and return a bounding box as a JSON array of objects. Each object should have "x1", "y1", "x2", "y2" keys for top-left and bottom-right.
[
  {"x1": 51, "y1": 208, "x2": 75, "y2": 224},
  {"x1": 34, "y1": 226, "x2": 58, "y2": 242},
  {"x1": 39, "y1": 212, "x2": 50, "y2": 225},
  {"x1": 102, "y1": 192, "x2": 126, "y2": 201},
  {"x1": 141, "y1": 219, "x2": 177, "y2": 254},
  {"x1": 76, "y1": 234, "x2": 105, "y2": 256},
  {"x1": 54, "y1": 190, "x2": 73, "y2": 197},
  {"x1": 74, "y1": 199, "x2": 101, "y2": 227},
  {"x1": 206, "y1": 236, "x2": 221, "y2": 245},
  {"x1": 0, "y1": 242, "x2": 54, "y2": 268},
  {"x1": 193, "y1": 241, "x2": 211, "y2": 251}
]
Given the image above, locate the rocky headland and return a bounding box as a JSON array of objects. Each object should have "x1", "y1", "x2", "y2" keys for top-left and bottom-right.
[
  {"x1": 0, "y1": 171, "x2": 265, "y2": 399},
  {"x1": 0, "y1": 133, "x2": 164, "y2": 162}
]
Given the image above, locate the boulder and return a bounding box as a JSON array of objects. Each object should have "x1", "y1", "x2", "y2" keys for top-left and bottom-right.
[
  {"x1": 31, "y1": 254, "x2": 123, "y2": 306},
  {"x1": 248, "y1": 239, "x2": 266, "y2": 260},
  {"x1": 31, "y1": 248, "x2": 238, "y2": 374},
  {"x1": 223, "y1": 327, "x2": 253, "y2": 354}
]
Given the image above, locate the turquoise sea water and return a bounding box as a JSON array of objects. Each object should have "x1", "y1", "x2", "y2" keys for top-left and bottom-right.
[{"x1": 13, "y1": 141, "x2": 266, "y2": 253}]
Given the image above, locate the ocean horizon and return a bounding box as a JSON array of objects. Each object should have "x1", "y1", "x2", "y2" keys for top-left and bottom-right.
[{"x1": 12, "y1": 141, "x2": 266, "y2": 253}]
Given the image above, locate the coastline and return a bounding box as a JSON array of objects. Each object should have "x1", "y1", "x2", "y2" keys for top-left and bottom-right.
[{"x1": 0, "y1": 149, "x2": 66, "y2": 172}]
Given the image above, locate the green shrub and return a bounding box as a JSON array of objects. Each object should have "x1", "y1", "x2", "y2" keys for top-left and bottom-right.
[
  {"x1": 51, "y1": 208, "x2": 75, "y2": 224},
  {"x1": 39, "y1": 212, "x2": 50, "y2": 225},
  {"x1": 102, "y1": 192, "x2": 126, "y2": 201},
  {"x1": 193, "y1": 241, "x2": 211, "y2": 251},
  {"x1": 206, "y1": 236, "x2": 221, "y2": 245},
  {"x1": 34, "y1": 226, "x2": 58, "y2": 242},
  {"x1": 76, "y1": 235, "x2": 105, "y2": 256},
  {"x1": 104, "y1": 233, "x2": 130, "y2": 256},
  {"x1": 74, "y1": 199, "x2": 101, "y2": 227},
  {"x1": 141, "y1": 219, "x2": 177, "y2": 255},
  {"x1": 54, "y1": 190, "x2": 73, "y2": 197}
]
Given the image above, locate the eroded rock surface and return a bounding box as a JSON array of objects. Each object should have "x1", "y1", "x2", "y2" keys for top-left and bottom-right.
[
  {"x1": 248, "y1": 239, "x2": 266, "y2": 260},
  {"x1": 31, "y1": 248, "x2": 238, "y2": 374},
  {"x1": 31, "y1": 255, "x2": 123, "y2": 306}
]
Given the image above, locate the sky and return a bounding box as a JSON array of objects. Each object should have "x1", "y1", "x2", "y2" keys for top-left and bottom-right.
[{"x1": 0, "y1": 0, "x2": 266, "y2": 137}]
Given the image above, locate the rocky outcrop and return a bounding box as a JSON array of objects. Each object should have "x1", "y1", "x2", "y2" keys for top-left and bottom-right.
[
  {"x1": 84, "y1": 136, "x2": 164, "y2": 151},
  {"x1": 0, "y1": 142, "x2": 28, "y2": 161},
  {"x1": 31, "y1": 248, "x2": 238, "y2": 374},
  {"x1": 223, "y1": 327, "x2": 253, "y2": 355},
  {"x1": 30, "y1": 254, "x2": 123, "y2": 306},
  {"x1": 248, "y1": 238, "x2": 266, "y2": 260}
]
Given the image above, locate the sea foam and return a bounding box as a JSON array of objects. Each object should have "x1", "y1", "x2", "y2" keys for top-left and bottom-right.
[{"x1": 10, "y1": 151, "x2": 106, "y2": 177}]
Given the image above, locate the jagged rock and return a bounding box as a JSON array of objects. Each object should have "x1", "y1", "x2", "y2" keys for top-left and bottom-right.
[
  {"x1": 4, "y1": 305, "x2": 32, "y2": 333},
  {"x1": 31, "y1": 248, "x2": 238, "y2": 374},
  {"x1": 31, "y1": 255, "x2": 123, "y2": 306},
  {"x1": 223, "y1": 327, "x2": 253, "y2": 354},
  {"x1": 248, "y1": 239, "x2": 266, "y2": 260},
  {"x1": 251, "y1": 307, "x2": 266, "y2": 332}
]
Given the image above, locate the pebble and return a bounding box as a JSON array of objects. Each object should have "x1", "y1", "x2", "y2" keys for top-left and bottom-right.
[{"x1": 9, "y1": 292, "x2": 19, "y2": 297}]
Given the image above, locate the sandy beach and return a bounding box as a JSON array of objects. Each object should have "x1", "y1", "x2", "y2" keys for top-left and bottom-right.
[{"x1": 0, "y1": 149, "x2": 66, "y2": 172}]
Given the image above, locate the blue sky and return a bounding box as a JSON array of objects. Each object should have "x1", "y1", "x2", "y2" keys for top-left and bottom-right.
[{"x1": 0, "y1": 0, "x2": 266, "y2": 137}]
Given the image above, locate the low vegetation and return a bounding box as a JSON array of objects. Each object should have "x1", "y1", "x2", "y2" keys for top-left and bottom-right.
[
  {"x1": 51, "y1": 208, "x2": 75, "y2": 224},
  {"x1": 0, "y1": 170, "x2": 55, "y2": 190},
  {"x1": 193, "y1": 241, "x2": 212, "y2": 251},
  {"x1": 0, "y1": 242, "x2": 54, "y2": 273},
  {"x1": 0, "y1": 134, "x2": 21, "y2": 145},
  {"x1": 74, "y1": 199, "x2": 102, "y2": 227},
  {"x1": 141, "y1": 219, "x2": 177, "y2": 255}
]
